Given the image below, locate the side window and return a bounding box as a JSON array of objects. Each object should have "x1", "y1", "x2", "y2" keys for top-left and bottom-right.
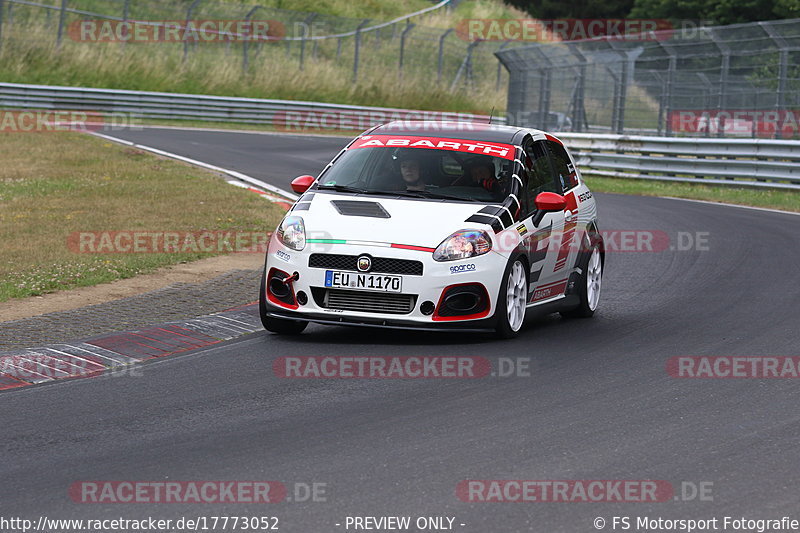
[
  {"x1": 546, "y1": 140, "x2": 579, "y2": 192},
  {"x1": 522, "y1": 140, "x2": 558, "y2": 215}
]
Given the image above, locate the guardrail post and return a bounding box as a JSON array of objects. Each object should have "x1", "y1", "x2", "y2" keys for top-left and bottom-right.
[
  {"x1": 352, "y1": 19, "x2": 369, "y2": 83},
  {"x1": 437, "y1": 28, "x2": 453, "y2": 83},
  {"x1": 56, "y1": 0, "x2": 68, "y2": 48},
  {"x1": 398, "y1": 20, "x2": 414, "y2": 79}
]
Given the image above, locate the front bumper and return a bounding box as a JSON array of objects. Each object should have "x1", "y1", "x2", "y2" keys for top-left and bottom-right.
[{"x1": 264, "y1": 239, "x2": 507, "y2": 328}]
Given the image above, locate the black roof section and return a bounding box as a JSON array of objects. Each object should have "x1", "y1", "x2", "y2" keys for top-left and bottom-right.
[{"x1": 368, "y1": 121, "x2": 529, "y2": 144}]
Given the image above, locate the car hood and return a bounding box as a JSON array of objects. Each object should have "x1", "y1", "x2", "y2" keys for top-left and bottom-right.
[{"x1": 295, "y1": 191, "x2": 493, "y2": 249}]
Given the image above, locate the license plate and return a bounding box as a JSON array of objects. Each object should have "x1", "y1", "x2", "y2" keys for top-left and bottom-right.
[{"x1": 324, "y1": 270, "x2": 402, "y2": 293}]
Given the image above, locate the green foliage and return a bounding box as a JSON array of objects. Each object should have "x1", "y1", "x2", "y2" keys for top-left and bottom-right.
[{"x1": 510, "y1": 0, "x2": 798, "y2": 24}]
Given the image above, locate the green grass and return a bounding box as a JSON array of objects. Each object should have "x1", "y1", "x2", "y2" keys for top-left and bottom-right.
[
  {"x1": 0, "y1": 132, "x2": 285, "y2": 301},
  {"x1": 584, "y1": 175, "x2": 800, "y2": 212},
  {"x1": 0, "y1": 0, "x2": 521, "y2": 114}
]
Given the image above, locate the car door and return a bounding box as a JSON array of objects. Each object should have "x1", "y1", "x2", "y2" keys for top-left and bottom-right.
[
  {"x1": 515, "y1": 137, "x2": 569, "y2": 304},
  {"x1": 544, "y1": 138, "x2": 583, "y2": 280}
]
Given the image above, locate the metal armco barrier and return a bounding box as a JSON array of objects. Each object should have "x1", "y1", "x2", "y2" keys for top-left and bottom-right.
[
  {"x1": 1, "y1": 82, "x2": 798, "y2": 190},
  {"x1": 558, "y1": 133, "x2": 800, "y2": 190},
  {"x1": 0, "y1": 82, "x2": 494, "y2": 128}
]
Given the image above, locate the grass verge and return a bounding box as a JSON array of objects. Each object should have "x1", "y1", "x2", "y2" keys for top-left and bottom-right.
[{"x1": 0, "y1": 131, "x2": 285, "y2": 302}]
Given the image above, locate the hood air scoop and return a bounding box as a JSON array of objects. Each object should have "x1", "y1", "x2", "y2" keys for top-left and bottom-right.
[{"x1": 330, "y1": 200, "x2": 391, "y2": 219}]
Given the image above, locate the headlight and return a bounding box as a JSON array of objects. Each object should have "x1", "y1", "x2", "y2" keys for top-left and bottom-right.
[
  {"x1": 278, "y1": 216, "x2": 305, "y2": 251},
  {"x1": 433, "y1": 229, "x2": 492, "y2": 262}
]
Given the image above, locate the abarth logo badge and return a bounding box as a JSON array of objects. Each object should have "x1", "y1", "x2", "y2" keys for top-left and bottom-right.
[{"x1": 357, "y1": 255, "x2": 372, "y2": 272}]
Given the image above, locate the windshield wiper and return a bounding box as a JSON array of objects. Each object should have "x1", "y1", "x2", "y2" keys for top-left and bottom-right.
[
  {"x1": 316, "y1": 184, "x2": 369, "y2": 194},
  {"x1": 416, "y1": 191, "x2": 480, "y2": 202}
]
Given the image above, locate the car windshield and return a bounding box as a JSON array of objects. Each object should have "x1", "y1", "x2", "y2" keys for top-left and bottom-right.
[{"x1": 316, "y1": 139, "x2": 516, "y2": 203}]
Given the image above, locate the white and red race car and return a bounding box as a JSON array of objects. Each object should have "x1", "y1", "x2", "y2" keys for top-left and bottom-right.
[{"x1": 260, "y1": 121, "x2": 604, "y2": 338}]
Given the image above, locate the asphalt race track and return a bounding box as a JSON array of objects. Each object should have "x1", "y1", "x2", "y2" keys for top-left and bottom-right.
[{"x1": 2, "y1": 127, "x2": 799, "y2": 532}]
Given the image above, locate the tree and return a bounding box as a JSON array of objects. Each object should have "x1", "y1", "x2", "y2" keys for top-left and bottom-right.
[{"x1": 628, "y1": 0, "x2": 799, "y2": 24}]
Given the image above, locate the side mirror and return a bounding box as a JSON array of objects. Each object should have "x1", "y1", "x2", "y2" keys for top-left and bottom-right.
[
  {"x1": 291, "y1": 175, "x2": 315, "y2": 194},
  {"x1": 534, "y1": 191, "x2": 567, "y2": 212}
]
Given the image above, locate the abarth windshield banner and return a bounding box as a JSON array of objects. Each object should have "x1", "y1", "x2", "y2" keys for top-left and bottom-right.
[{"x1": 350, "y1": 135, "x2": 516, "y2": 160}]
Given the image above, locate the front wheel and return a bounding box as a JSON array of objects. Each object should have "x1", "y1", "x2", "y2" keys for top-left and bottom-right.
[
  {"x1": 495, "y1": 257, "x2": 528, "y2": 339},
  {"x1": 259, "y1": 266, "x2": 308, "y2": 335},
  {"x1": 561, "y1": 245, "x2": 602, "y2": 319}
]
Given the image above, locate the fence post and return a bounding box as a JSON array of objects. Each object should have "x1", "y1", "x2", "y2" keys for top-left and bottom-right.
[
  {"x1": 449, "y1": 41, "x2": 479, "y2": 92},
  {"x1": 336, "y1": 37, "x2": 342, "y2": 59},
  {"x1": 56, "y1": 0, "x2": 68, "y2": 48},
  {"x1": 761, "y1": 22, "x2": 790, "y2": 140},
  {"x1": 183, "y1": 0, "x2": 202, "y2": 63},
  {"x1": 437, "y1": 28, "x2": 453, "y2": 83},
  {"x1": 352, "y1": 19, "x2": 369, "y2": 83},
  {"x1": 0, "y1": 0, "x2": 5, "y2": 50},
  {"x1": 119, "y1": 0, "x2": 130, "y2": 48},
  {"x1": 567, "y1": 44, "x2": 587, "y2": 132},
  {"x1": 398, "y1": 20, "x2": 414, "y2": 79},
  {"x1": 299, "y1": 13, "x2": 317, "y2": 71},
  {"x1": 614, "y1": 58, "x2": 628, "y2": 133},
  {"x1": 242, "y1": 6, "x2": 261, "y2": 72},
  {"x1": 495, "y1": 41, "x2": 511, "y2": 90}
]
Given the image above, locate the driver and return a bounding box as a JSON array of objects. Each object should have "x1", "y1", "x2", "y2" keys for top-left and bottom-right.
[
  {"x1": 394, "y1": 149, "x2": 427, "y2": 192},
  {"x1": 458, "y1": 155, "x2": 503, "y2": 195}
]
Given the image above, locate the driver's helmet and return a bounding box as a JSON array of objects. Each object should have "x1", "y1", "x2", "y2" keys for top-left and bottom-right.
[{"x1": 462, "y1": 155, "x2": 495, "y2": 175}]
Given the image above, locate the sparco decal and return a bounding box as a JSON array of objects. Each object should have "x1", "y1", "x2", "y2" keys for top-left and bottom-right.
[{"x1": 450, "y1": 263, "x2": 477, "y2": 274}]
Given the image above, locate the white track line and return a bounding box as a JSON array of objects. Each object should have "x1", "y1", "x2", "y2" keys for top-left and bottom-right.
[
  {"x1": 135, "y1": 124, "x2": 351, "y2": 139},
  {"x1": 659, "y1": 196, "x2": 800, "y2": 216},
  {"x1": 90, "y1": 131, "x2": 299, "y2": 201}
]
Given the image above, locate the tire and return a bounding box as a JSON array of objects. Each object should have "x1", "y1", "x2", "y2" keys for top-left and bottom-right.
[
  {"x1": 259, "y1": 266, "x2": 308, "y2": 335},
  {"x1": 495, "y1": 257, "x2": 528, "y2": 339},
  {"x1": 561, "y1": 243, "x2": 602, "y2": 319}
]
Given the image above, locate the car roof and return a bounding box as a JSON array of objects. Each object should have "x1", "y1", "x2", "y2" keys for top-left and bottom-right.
[{"x1": 367, "y1": 121, "x2": 548, "y2": 144}]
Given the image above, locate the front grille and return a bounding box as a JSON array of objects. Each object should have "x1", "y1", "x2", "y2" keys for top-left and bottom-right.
[
  {"x1": 308, "y1": 254, "x2": 423, "y2": 276},
  {"x1": 311, "y1": 288, "x2": 417, "y2": 315}
]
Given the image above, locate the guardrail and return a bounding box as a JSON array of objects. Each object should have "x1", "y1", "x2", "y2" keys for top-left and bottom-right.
[
  {"x1": 1, "y1": 82, "x2": 798, "y2": 190},
  {"x1": 0, "y1": 82, "x2": 495, "y2": 129},
  {"x1": 558, "y1": 133, "x2": 800, "y2": 190}
]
